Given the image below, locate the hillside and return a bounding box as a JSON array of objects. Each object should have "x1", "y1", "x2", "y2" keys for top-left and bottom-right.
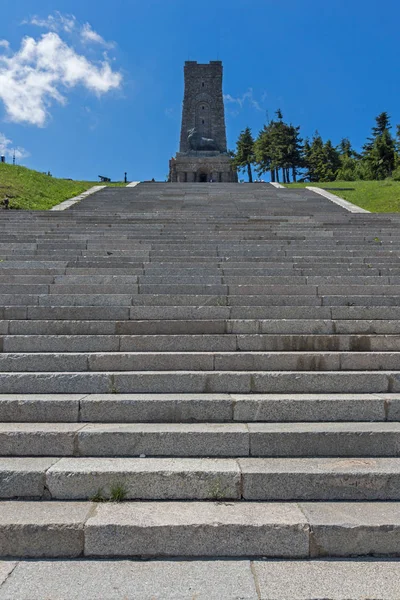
[
  {"x1": 285, "y1": 180, "x2": 400, "y2": 212},
  {"x1": 0, "y1": 163, "x2": 124, "y2": 210}
]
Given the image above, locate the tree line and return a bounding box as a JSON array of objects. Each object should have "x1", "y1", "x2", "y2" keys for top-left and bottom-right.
[{"x1": 233, "y1": 111, "x2": 400, "y2": 183}]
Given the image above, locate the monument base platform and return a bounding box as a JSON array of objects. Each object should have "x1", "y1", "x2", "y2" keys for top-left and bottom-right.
[{"x1": 169, "y1": 153, "x2": 237, "y2": 183}]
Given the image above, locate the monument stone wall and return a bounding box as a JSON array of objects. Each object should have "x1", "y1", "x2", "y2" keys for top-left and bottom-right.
[{"x1": 169, "y1": 61, "x2": 237, "y2": 183}]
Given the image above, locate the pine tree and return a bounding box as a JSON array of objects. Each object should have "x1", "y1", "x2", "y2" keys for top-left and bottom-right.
[
  {"x1": 286, "y1": 125, "x2": 303, "y2": 182},
  {"x1": 373, "y1": 112, "x2": 391, "y2": 136},
  {"x1": 304, "y1": 133, "x2": 325, "y2": 182},
  {"x1": 395, "y1": 125, "x2": 400, "y2": 166},
  {"x1": 254, "y1": 111, "x2": 303, "y2": 183},
  {"x1": 233, "y1": 127, "x2": 255, "y2": 182},
  {"x1": 322, "y1": 140, "x2": 340, "y2": 181},
  {"x1": 336, "y1": 138, "x2": 358, "y2": 181},
  {"x1": 303, "y1": 133, "x2": 340, "y2": 182},
  {"x1": 254, "y1": 122, "x2": 274, "y2": 181},
  {"x1": 362, "y1": 112, "x2": 395, "y2": 179}
]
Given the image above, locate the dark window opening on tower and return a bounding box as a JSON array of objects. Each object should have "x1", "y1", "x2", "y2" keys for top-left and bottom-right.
[
  {"x1": 202, "y1": 82, "x2": 204, "y2": 87},
  {"x1": 202, "y1": 120, "x2": 205, "y2": 124},
  {"x1": 202, "y1": 106, "x2": 205, "y2": 109}
]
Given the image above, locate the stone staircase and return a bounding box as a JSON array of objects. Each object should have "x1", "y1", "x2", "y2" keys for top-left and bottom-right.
[{"x1": 1, "y1": 183, "x2": 400, "y2": 591}]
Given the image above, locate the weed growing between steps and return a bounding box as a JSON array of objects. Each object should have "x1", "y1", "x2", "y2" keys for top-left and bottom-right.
[
  {"x1": 110, "y1": 375, "x2": 119, "y2": 394},
  {"x1": 208, "y1": 480, "x2": 228, "y2": 500},
  {"x1": 91, "y1": 484, "x2": 128, "y2": 503}
]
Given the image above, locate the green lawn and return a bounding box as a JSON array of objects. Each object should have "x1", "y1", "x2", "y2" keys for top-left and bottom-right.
[
  {"x1": 284, "y1": 180, "x2": 400, "y2": 212},
  {"x1": 0, "y1": 163, "x2": 127, "y2": 210}
]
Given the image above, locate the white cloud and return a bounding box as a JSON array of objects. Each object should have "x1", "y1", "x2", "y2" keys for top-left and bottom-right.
[
  {"x1": 0, "y1": 132, "x2": 29, "y2": 160},
  {"x1": 81, "y1": 23, "x2": 115, "y2": 49},
  {"x1": 0, "y1": 32, "x2": 122, "y2": 126},
  {"x1": 25, "y1": 12, "x2": 116, "y2": 49},
  {"x1": 24, "y1": 12, "x2": 77, "y2": 33},
  {"x1": 0, "y1": 40, "x2": 9, "y2": 49},
  {"x1": 224, "y1": 88, "x2": 262, "y2": 112}
]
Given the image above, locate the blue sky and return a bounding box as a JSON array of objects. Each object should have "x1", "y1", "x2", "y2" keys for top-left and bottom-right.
[{"x1": 0, "y1": 0, "x2": 399, "y2": 182}]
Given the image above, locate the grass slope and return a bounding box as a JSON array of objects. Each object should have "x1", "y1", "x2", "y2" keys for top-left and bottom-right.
[
  {"x1": 285, "y1": 180, "x2": 400, "y2": 212},
  {"x1": 0, "y1": 163, "x2": 125, "y2": 210}
]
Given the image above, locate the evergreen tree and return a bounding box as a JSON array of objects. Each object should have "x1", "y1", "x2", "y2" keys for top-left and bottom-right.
[
  {"x1": 303, "y1": 133, "x2": 340, "y2": 182},
  {"x1": 362, "y1": 112, "x2": 395, "y2": 179},
  {"x1": 233, "y1": 127, "x2": 255, "y2": 182},
  {"x1": 373, "y1": 112, "x2": 391, "y2": 136},
  {"x1": 304, "y1": 133, "x2": 325, "y2": 182},
  {"x1": 395, "y1": 124, "x2": 400, "y2": 167},
  {"x1": 254, "y1": 121, "x2": 274, "y2": 181},
  {"x1": 322, "y1": 140, "x2": 341, "y2": 181},
  {"x1": 286, "y1": 125, "x2": 303, "y2": 182},
  {"x1": 254, "y1": 110, "x2": 303, "y2": 183}
]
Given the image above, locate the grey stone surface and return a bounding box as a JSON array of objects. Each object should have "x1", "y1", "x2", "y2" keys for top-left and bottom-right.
[
  {"x1": 232, "y1": 393, "x2": 385, "y2": 422},
  {"x1": 0, "y1": 394, "x2": 81, "y2": 422},
  {"x1": 80, "y1": 393, "x2": 233, "y2": 422},
  {"x1": 377, "y1": 394, "x2": 400, "y2": 420},
  {"x1": 0, "y1": 353, "x2": 87, "y2": 372},
  {"x1": 388, "y1": 373, "x2": 400, "y2": 393},
  {"x1": 0, "y1": 373, "x2": 111, "y2": 394},
  {"x1": 215, "y1": 351, "x2": 341, "y2": 371},
  {"x1": 253, "y1": 559, "x2": 400, "y2": 599},
  {"x1": 47, "y1": 457, "x2": 241, "y2": 500},
  {"x1": 0, "y1": 562, "x2": 16, "y2": 588},
  {"x1": 113, "y1": 372, "x2": 251, "y2": 394},
  {"x1": 3, "y1": 335, "x2": 120, "y2": 352},
  {"x1": 0, "y1": 560, "x2": 258, "y2": 599},
  {"x1": 251, "y1": 371, "x2": 390, "y2": 394},
  {"x1": 119, "y1": 334, "x2": 237, "y2": 352},
  {"x1": 8, "y1": 320, "x2": 116, "y2": 335},
  {"x1": 240, "y1": 457, "x2": 400, "y2": 500},
  {"x1": 85, "y1": 501, "x2": 309, "y2": 557},
  {"x1": 26, "y1": 306, "x2": 130, "y2": 320},
  {"x1": 88, "y1": 352, "x2": 214, "y2": 372},
  {"x1": 341, "y1": 351, "x2": 400, "y2": 370},
  {"x1": 77, "y1": 423, "x2": 248, "y2": 456},
  {"x1": 301, "y1": 502, "x2": 400, "y2": 557},
  {"x1": 0, "y1": 501, "x2": 92, "y2": 557},
  {"x1": 248, "y1": 422, "x2": 400, "y2": 456},
  {"x1": 0, "y1": 423, "x2": 84, "y2": 455},
  {"x1": 0, "y1": 458, "x2": 58, "y2": 498},
  {"x1": 5, "y1": 182, "x2": 400, "y2": 565}
]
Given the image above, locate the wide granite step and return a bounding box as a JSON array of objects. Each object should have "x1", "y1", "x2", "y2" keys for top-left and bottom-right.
[
  {"x1": 1, "y1": 370, "x2": 399, "y2": 394},
  {"x1": 0, "y1": 500, "x2": 399, "y2": 558},
  {"x1": 0, "y1": 558, "x2": 399, "y2": 599},
  {"x1": 3, "y1": 333, "x2": 400, "y2": 351},
  {"x1": 1, "y1": 422, "x2": 400, "y2": 457},
  {"x1": 3, "y1": 456, "x2": 400, "y2": 500},
  {"x1": 0, "y1": 351, "x2": 398, "y2": 371},
  {"x1": 0, "y1": 393, "x2": 396, "y2": 423}
]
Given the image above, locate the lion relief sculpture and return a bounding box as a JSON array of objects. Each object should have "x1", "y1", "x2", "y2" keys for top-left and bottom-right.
[{"x1": 187, "y1": 128, "x2": 219, "y2": 152}]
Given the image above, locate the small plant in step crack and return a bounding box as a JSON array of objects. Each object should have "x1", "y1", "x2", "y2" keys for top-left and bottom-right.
[
  {"x1": 110, "y1": 375, "x2": 118, "y2": 394},
  {"x1": 91, "y1": 488, "x2": 106, "y2": 502},
  {"x1": 110, "y1": 483, "x2": 127, "y2": 502},
  {"x1": 209, "y1": 479, "x2": 227, "y2": 501}
]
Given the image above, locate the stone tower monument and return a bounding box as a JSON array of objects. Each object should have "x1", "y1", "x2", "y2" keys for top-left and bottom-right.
[{"x1": 169, "y1": 61, "x2": 237, "y2": 183}]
